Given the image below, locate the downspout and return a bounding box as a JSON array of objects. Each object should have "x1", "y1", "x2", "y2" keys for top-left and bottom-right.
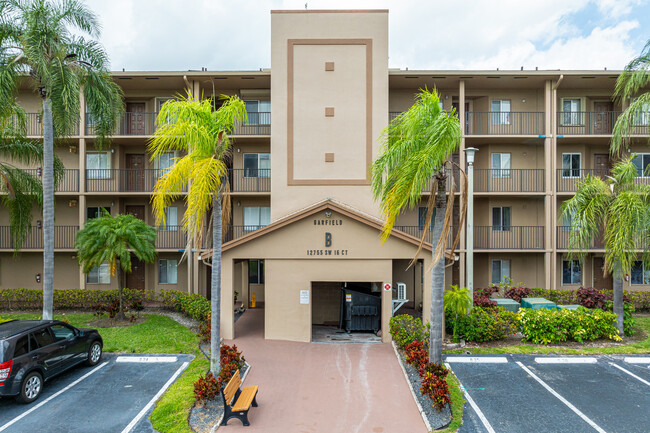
[{"x1": 183, "y1": 75, "x2": 191, "y2": 96}]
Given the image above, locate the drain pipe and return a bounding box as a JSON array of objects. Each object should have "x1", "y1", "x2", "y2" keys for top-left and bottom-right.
[{"x1": 183, "y1": 75, "x2": 191, "y2": 97}]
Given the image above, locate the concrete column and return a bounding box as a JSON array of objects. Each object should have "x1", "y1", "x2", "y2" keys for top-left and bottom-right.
[
  {"x1": 421, "y1": 255, "x2": 432, "y2": 326},
  {"x1": 241, "y1": 260, "x2": 249, "y2": 308},
  {"x1": 544, "y1": 80, "x2": 553, "y2": 291},
  {"x1": 381, "y1": 277, "x2": 393, "y2": 343},
  {"x1": 221, "y1": 257, "x2": 234, "y2": 339},
  {"x1": 550, "y1": 80, "x2": 559, "y2": 290},
  {"x1": 193, "y1": 254, "x2": 200, "y2": 295},
  {"x1": 458, "y1": 80, "x2": 467, "y2": 289}
]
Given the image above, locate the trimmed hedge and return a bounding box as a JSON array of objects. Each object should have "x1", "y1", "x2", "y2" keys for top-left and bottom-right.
[
  {"x1": 446, "y1": 307, "x2": 520, "y2": 343},
  {"x1": 519, "y1": 307, "x2": 621, "y2": 344},
  {"x1": 389, "y1": 314, "x2": 430, "y2": 349},
  {"x1": 159, "y1": 290, "x2": 210, "y2": 322},
  {"x1": 528, "y1": 287, "x2": 650, "y2": 312}
]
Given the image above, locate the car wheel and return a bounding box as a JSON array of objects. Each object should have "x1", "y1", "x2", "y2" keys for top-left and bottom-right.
[
  {"x1": 19, "y1": 371, "x2": 43, "y2": 404},
  {"x1": 87, "y1": 341, "x2": 102, "y2": 366}
]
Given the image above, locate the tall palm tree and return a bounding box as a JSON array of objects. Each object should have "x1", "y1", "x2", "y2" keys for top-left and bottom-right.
[
  {"x1": 561, "y1": 158, "x2": 650, "y2": 336},
  {"x1": 371, "y1": 89, "x2": 463, "y2": 364},
  {"x1": 0, "y1": 0, "x2": 123, "y2": 320},
  {"x1": 149, "y1": 92, "x2": 247, "y2": 374},
  {"x1": 611, "y1": 39, "x2": 650, "y2": 155},
  {"x1": 75, "y1": 212, "x2": 156, "y2": 319}
]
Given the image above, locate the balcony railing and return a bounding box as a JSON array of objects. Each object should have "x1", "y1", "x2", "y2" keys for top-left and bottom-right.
[
  {"x1": 556, "y1": 169, "x2": 610, "y2": 192},
  {"x1": 86, "y1": 112, "x2": 157, "y2": 136},
  {"x1": 233, "y1": 112, "x2": 270, "y2": 135},
  {"x1": 393, "y1": 226, "x2": 456, "y2": 248},
  {"x1": 224, "y1": 225, "x2": 267, "y2": 243},
  {"x1": 474, "y1": 226, "x2": 544, "y2": 249},
  {"x1": 155, "y1": 226, "x2": 187, "y2": 249},
  {"x1": 10, "y1": 113, "x2": 80, "y2": 137},
  {"x1": 557, "y1": 226, "x2": 606, "y2": 249},
  {"x1": 466, "y1": 112, "x2": 544, "y2": 135},
  {"x1": 474, "y1": 169, "x2": 544, "y2": 192},
  {"x1": 0, "y1": 226, "x2": 78, "y2": 249},
  {"x1": 229, "y1": 169, "x2": 271, "y2": 192},
  {"x1": 557, "y1": 111, "x2": 650, "y2": 136},
  {"x1": 21, "y1": 168, "x2": 79, "y2": 192},
  {"x1": 85, "y1": 169, "x2": 187, "y2": 193}
]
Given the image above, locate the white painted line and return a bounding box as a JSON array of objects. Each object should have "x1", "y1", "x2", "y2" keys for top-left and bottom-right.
[
  {"x1": 609, "y1": 362, "x2": 650, "y2": 387},
  {"x1": 116, "y1": 356, "x2": 178, "y2": 363},
  {"x1": 516, "y1": 361, "x2": 607, "y2": 433},
  {"x1": 624, "y1": 357, "x2": 650, "y2": 364},
  {"x1": 535, "y1": 357, "x2": 597, "y2": 364},
  {"x1": 0, "y1": 362, "x2": 108, "y2": 432},
  {"x1": 445, "y1": 363, "x2": 496, "y2": 433},
  {"x1": 392, "y1": 342, "x2": 432, "y2": 432},
  {"x1": 120, "y1": 361, "x2": 189, "y2": 433},
  {"x1": 445, "y1": 356, "x2": 508, "y2": 364}
]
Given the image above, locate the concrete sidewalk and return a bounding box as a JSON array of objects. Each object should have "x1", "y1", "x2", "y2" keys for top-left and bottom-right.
[{"x1": 221, "y1": 308, "x2": 427, "y2": 433}]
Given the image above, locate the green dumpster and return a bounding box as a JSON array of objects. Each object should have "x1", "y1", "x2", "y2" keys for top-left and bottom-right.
[
  {"x1": 490, "y1": 298, "x2": 520, "y2": 312},
  {"x1": 557, "y1": 304, "x2": 582, "y2": 310},
  {"x1": 520, "y1": 297, "x2": 557, "y2": 310}
]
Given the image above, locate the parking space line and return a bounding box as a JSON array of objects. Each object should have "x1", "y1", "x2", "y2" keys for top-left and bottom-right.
[
  {"x1": 516, "y1": 361, "x2": 607, "y2": 433},
  {"x1": 120, "y1": 361, "x2": 189, "y2": 433},
  {"x1": 116, "y1": 356, "x2": 178, "y2": 363},
  {"x1": 609, "y1": 362, "x2": 650, "y2": 387},
  {"x1": 0, "y1": 361, "x2": 109, "y2": 433},
  {"x1": 445, "y1": 363, "x2": 496, "y2": 433},
  {"x1": 535, "y1": 357, "x2": 597, "y2": 364},
  {"x1": 624, "y1": 357, "x2": 650, "y2": 364},
  {"x1": 445, "y1": 356, "x2": 508, "y2": 363}
]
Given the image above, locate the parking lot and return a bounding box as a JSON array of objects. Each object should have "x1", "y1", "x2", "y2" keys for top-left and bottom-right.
[
  {"x1": 0, "y1": 353, "x2": 192, "y2": 433},
  {"x1": 448, "y1": 354, "x2": 650, "y2": 433}
]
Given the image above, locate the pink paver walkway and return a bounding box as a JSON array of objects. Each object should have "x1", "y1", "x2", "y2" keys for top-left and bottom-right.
[{"x1": 220, "y1": 308, "x2": 427, "y2": 433}]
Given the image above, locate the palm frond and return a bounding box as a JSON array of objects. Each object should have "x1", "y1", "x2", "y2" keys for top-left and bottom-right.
[{"x1": 611, "y1": 93, "x2": 650, "y2": 155}]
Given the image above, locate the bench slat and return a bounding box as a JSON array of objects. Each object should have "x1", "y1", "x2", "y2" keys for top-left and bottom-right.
[
  {"x1": 223, "y1": 370, "x2": 242, "y2": 405},
  {"x1": 232, "y1": 386, "x2": 258, "y2": 412}
]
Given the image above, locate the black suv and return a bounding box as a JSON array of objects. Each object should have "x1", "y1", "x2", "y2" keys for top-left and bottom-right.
[{"x1": 0, "y1": 320, "x2": 103, "y2": 403}]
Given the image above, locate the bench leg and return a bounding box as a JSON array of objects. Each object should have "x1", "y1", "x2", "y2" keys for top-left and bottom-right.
[
  {"x1": 252, "y1": 394, "x2": 258, "y2": 407},
  {"x1": 222, "y1": 410, "x2": 250, "y2": 427}
]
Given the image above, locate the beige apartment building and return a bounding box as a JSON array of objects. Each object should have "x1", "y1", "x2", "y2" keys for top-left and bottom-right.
[{"x1": 1, "y1": 10, "x2": 649, "y2": 342}]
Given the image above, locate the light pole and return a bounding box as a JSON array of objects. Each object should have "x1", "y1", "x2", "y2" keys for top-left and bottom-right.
[{"x1": 464, "y1": 147, "x2": 478, "y2": 308}]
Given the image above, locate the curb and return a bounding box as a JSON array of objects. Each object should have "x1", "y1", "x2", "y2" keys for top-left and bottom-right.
[{"x1": 392, "y1": 341, "x2": 433, "y2": 432}]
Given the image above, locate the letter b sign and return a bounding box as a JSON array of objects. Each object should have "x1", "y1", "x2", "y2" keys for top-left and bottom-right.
[{"x1": 325, "y1": 232, "x2": 332, "y2": 247}]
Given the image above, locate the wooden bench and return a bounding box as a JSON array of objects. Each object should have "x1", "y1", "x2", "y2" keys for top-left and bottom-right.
[{"x1": 221, "y1": 369, "x2": 258, "y2": 426}]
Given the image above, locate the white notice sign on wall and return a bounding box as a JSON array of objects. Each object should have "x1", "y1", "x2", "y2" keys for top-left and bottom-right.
[{"x1": 300, "y1": 290, "x2": 310, "y2": 305}]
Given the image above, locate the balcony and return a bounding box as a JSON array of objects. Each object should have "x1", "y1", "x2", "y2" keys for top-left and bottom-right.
[
  {"x1": 557, "y1": 227, "x2": 605, "y2": 249},
  {"x1": 21, "y1": 169, "x2": 79, "y2": 193},
  {"x1": 474, "y1": 169, "x2": 544, "y2": 193},
  {"x1": 229, "y1": 169, "x2": 271, "y2": 193},
  {"x1": 224, "y1": 225, "x2": 267, "y2": 243},
  {"x1": 556, "y1": 169, "x2": 609, "y2": 192},
  {"x1": 85, "y1": 169, "x2": 187, "y2": 193},
  {"x1": 393, "y1": 226, "x2": 456, "y2": 249},
  {"x1": 233, "y1": 112, "x2": 270, "y2": 135},
  {"x1": 557, "y1": 111, "x2": 650, "y2": 136},
  {"x1": 0, "y1": 226, "x2": 78, "y2": 250},
  {"x1": 155, "y1": 226, "x2": 187, "y2": 249},
  {"x1": 86, "y1": 112, "x2": 156, "y2": 136},
  {"x1": 474, "y1": 226, "x2": 544, "y2": 249},
  {"x1": 11, "y1": 113, "x2": 80, "y2": 137},
  {"x1": 466, "y1": 112, "x2": 544, "y2": 136}
]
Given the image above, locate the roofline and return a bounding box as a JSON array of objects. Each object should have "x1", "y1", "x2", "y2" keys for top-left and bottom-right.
[
  {"x1": 271, "y1": 9, "x2": 388, "y2": 14},
  {"x1": 389, "y1": 70, "x2": 622, "y2": 76}
]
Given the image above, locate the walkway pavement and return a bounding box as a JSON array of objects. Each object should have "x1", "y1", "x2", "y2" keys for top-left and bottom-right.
[{"x1": 221, "y1": 308, "x2": 427, "y2": 433}]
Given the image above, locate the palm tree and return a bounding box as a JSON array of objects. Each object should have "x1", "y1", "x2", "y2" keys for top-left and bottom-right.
[
  {"x1": 371, "y1": 89, "x2": 464, "y2": 364},
  {"x1": 0, "y1": 0, "x2": 123, "y2": 320},
  {"x1": 561, "y1": 158, "x2": 650, "y2": 336},
  {"x1": 149, "y1": 92, "x2": 247, "y2": 374},
  {"x1": 443, "y1": 285, "x2": 472, "y2": 342},
  {"x1": 75, "y1": 212, "x2": 156, "y2": 320},
  {"x1": 611, "y1": 39, "x2": 650, "y2": 155}
]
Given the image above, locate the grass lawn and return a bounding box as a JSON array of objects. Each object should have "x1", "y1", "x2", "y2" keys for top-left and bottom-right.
[{"x1": 1, "y1": 312, "x2": 206, "y2": 433}]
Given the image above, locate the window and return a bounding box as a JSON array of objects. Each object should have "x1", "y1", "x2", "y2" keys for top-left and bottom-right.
[
  {"x1": 32, "y1": 328, "x2": 54, "y2": 348},
  {"x1": 243, "y1": 153, "x2": 270, "y2": 178},
  {"x1": 249, "y1": 260, "x2": 265, "y2": 284},
  {"x1": 491, "y1": 153, "x2": 511, "y2": 178},
  {"x1": 418, "y1": 207, "x2": 436, "y2": 231},
  {"x1": 87, "y1": 207, "x2": 110, "y2": 220},
  {"x1": 86, "y1": 152, "x2": 111, "y2": 179},
  {"x1": 492, "y1": 207, "x2": 511, "y2": 231},
  {"x1": 156, "y1": 97, "x2": 174, "y2": 112},
  {"x1": 154, "y1": 152, "x2": 176, "y2": 171},
  {"x1": 631, "y1": 261, "x2": 650, "y2": 285},
  {"x1": 562, "y1": 153, "x2": 581, "y2": 178},
  {"x1": 561, "y1": 209, "x2": 576, "y2": 231},
  {"x1": 87, "y1": 263, "x2": 110, "y2": 284},
  {"x1": 633, "y1": 100, "x2": 650, "y2": 126},
  {"x1": 159, "y1": 259, "x2": 178, "y2": 284},
  {"x1": 632, "y1": 154, "x2": 650, "y2": 177},
  {"x1": 161, "y1": 207, "x2": 178, "y2": 231},
  {"x1": 562, "y1": 260, "x2": 582, "y2": 285},
  {"x1": 491, "y1": 100, "x2": 511, "y2": 125},
  {"x1": 13, "y1": 336, "x2": 29, "y2": 358},
  {"x1": 491, "y1": 260, "x2": 511, "y2": 284},
  {"x1": 50, "y1": 324, "x2": 75, "y2": 341},
  {"x1": 243, "y1": 207, "x2": 270, "y2": 230},
  {"x1": 561, "y1": 98, "x2": 583, "y2": 125},
  {"x1": 244, "y1": 100, "x2": 271, "y2": 125}
]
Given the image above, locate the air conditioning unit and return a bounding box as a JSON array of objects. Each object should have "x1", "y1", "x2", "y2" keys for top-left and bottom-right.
[{"x1": 396, "y1": 282, "x2": 407, "y2": 300}]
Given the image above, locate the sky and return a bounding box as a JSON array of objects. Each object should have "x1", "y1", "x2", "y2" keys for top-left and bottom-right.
[{"x1": 84, "y1": 0, "x2": 650, "y2": 72}]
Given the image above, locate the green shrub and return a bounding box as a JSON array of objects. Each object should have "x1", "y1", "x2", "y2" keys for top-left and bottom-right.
[
  {"x1": 389, "y1": 315, "x2": 429, "y2": 349},
  {"x1": 450, "y1": 307, "x2": 519, "y2": 342},
  {"x1": 604, "y1": 301, "x2": 636, "y2": 337},
  {"x1": 158, "y1": 290, "x2": 210, "y2": 322},
  {"x1": 0, "y1": 288, "x2": 157, "y2": 310},
  {"x1": 518, "y1": 307, "x2": 621, "y2": 344}
]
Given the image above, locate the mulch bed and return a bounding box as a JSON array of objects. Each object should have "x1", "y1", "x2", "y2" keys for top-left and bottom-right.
[{"x1": 393, "y1": 345, "x2": 452, "y2": 431}]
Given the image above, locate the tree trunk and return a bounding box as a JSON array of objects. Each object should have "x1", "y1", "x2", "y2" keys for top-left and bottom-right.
[
  {"x1": 210, "y1": 194, "x2": 222, "y2": 375},
  {"x1": 42, "y1": 99, "x2": 54, "y2": 320},
  {"x1": 613, "y1": 271, "x2": 624, "y2": 337},
  {"x1": 429, "y1": 173, "x2": 447, "y2": 365},
  {"x1": 116, "y1": 260, "x2": 126, "y2": 320}
]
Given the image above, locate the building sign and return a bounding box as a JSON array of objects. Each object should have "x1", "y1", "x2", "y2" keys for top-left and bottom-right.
[
  {"x1": 307, "y1": 216, "x2": 349, "y2": 256},
  {"x1": 313, "y1": 219, "x2": 343, "y2": 226},
  {"x1": 300, "y1": 290, "x2": 310, "y2": 305}
]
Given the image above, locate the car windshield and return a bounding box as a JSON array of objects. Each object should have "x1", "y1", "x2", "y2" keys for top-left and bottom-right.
[{"x1": 0, "y1": 339, "x2": 8, "y2": 363}]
